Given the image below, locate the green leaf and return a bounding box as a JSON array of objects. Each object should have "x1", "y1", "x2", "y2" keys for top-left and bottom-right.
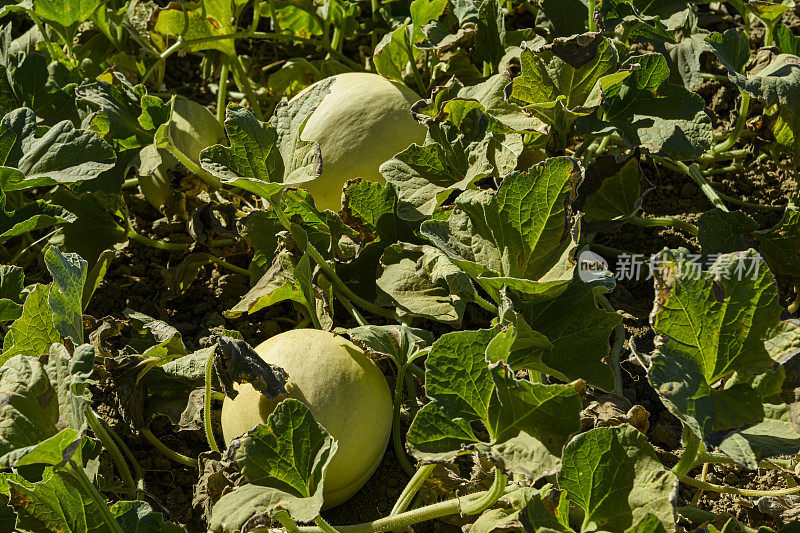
[
  {"x1": 75, "y1": 76, "x2": 165, "y2": 152},
  {"x1": 407, "y1": 328, "x2": 581, "y2": 478},
  {"x1": 599, "y1": 0, "x2": 692, "y2": 40},
  {"x1": 776, "y1": 23, "x2": 800, "y2": 55},
  {"x1": 42, "y1": 344, "x2": 95, "y2": 433},
  {"x1": 151, "y1": 0, "x2": 236, "y2": 57},
  {"x1": 0, "y1": 355, "x2": 59, "y2": 466},
  {"x1": 558, "y1": 425, "x2": 677, "y2": 532},
  {"x1": 214, "y1": 399, "x2": 336, "y2": 525},
  {"x1": 649, "y1": 249, "x2": 800, "y2": 441},
  {"x1": 535, "y1": 0, "x2": 589, "y2": 37},
  {"x1": 376, "y1": 243, "x2": 473, "y2": 324},
  {"x1": 471, "y1": 486, "x2": 553, "y2": 533},
  {"x1": 345, "y1": 324, "x2": 434, "y2": 367},
  {"x1": 580, "y1": 153, "x2": 648, "y2": 222},
  {"x1": 747, "y1": 0, "x2": 795, "y2": 28},
  {"x1": 14, "y1": 428, "x2": 81, "y2": 468},
  {"x1": 0, "y1": 107, "x2": 116, "y2": 190},
  {"x1": 374, "y1": 22, "x2": 412, "y2": 83},
  {"x1": 44, "y1": 248, "x2": 87, "y2": 345},
  {"x1": 50, "y1": 189, "x2": 127, "y2": 266},
  {"x1": 0, "y1": 264, "x2": 24, "y2": 322},
  {"x1": 8, "y1": 466, "x2": 110, "y2": 532},
  {"x1": 717, "y1": 403, "x2": 800, "y2": 469},
  {"x1": 591, "y1": 53, "x2": 713, "y2": 160},
  {"x1": 697, "y1": 208, "x2": 759, "y2": 255},
  {"x1": 420, "y1": 157, "x2": 580, "y2": 300},
  {"x1": 1, "y1": 284, "x2": 60, "y2": 363},
  {"x1": 0, "y1": 176, "x2": 75, "y2": 242},
  {"x1": 473, "y1": 0, "x2": 506, "y2": 70},
  {"x1": 33, "y1": 0, "x2": 103, "y2": 28},
  {"x1": 381, "y1": 98, "x2": 522, "y2": 221},
  {"x1": 110, "y1": 500, "x2": 187, "y2": 533},
  {"x1": 510, "y1": 33, "x2": 624, "y2": 145},
  {"x1": 511, "y1": 276, "x2": 621, "y2": 391},
  {"x1": 705, "y1": 29, "x2": 751, "y2": 75}
]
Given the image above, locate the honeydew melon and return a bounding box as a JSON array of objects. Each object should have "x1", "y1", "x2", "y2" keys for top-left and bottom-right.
[
  {"x1": 220, "y1": 328, "x2": 393, "y2": 508},
  {"x1": 292, "y1": 72, "x2": 427, "y2": 211}
]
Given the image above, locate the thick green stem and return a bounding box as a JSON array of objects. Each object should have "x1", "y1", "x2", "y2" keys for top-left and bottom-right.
[
  {"x1": 714, "y1": 93, "x2": 751, "y2": 153},
  {"x1": 391, "y1": 364, "x2": 416, "y2": 477},
  {"x1": 292, "y1": 470, "x2": 508, "y2": 533},
  {"x1": 472, "y1": 293, "x2": 499, "y2": 315},
  {"x1": 335, "y1": 290, "x2": 368, "y2": 326},
  {"x1": 141, "y1": 428, "x2": 198, "y2": 467},
  {"x1": 127, "y1": 229, "x2": 191, "y2": 252},
  {"x1": 461, "y1": 468, "x2": 507, "y2": 515},
  {"x1": 588, "y1": 0, "x2": 597, "y2": 31},
  {"x1": 390, "y1": 464, "x2": 435, "y2": 515},
  {"x1": 228, "y1": 56, "x2": 264, "y2": 120},
  {"x1": 403, "y1": 26, "x2": 426, "y2": 95},
  {"x1": 205, "y1": 349, "x2": 220, "y2": 452},
  {"x1": 681, "y1": 475, "x2": 800, "y2": 497},
  {"x1": 99, "y1": 417, "x2": 145, "y2": 492},
  {"x1": 659, "y1": 158, "x2": 729, "y2": 212},
  {"x1": 315, "y1": 516, "x2": 340, "y2": 533},
  {"x1": 628, "y1": 215, "x2": 699, "y2": 236},
  {"x1": 217, "y1": 62, "x2": 230, "y2": 126},
  {"x1": 85, "y1": 407, "x2": 136, "y2": 493},
  {"x1": 273, "y1": 510, "x2": 302, "y2": 533},
  {"x1": 671, "y1": 429, "x2": 701, "y2": 479},
  {"x1": 67, "y1": 461, "x2": 125, "y2": 533}
]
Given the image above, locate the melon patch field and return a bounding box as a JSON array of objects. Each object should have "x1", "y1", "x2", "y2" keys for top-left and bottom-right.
[{"x1": 1, "y1": 1, "x2": 800, "y2": 532}]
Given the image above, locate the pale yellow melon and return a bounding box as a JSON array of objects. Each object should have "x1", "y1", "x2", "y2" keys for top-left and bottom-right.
[
  {"x1": 220, "y1": 329, "x2": 393, "y2": 508},
  {"x1": 293, "y1": 72, "x2": 427, "y2": 211}
]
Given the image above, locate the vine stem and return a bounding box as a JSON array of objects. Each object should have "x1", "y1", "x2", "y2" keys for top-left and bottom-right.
[
  {"x1": 141, "y1": 428, "x2": 198, "y2": 467},
  {"x1": 85, "y1": 407, "x2": 136, "y2": 493},
  {"x1": 67, "y1": 461, "x2": 125, "y2": 533},
  {"x1": 671, "y1": 429, "x2": 701, "y2": 479},
  {"x1": 390, "y1": 464, "x2": 435, "y2": 515},
  {"x1": 204, "y1": 349, "x2": 220, "y2": 452},
  {"x1": 588, "y1": 0, "x2": 597, "y2": 31},
  {"x1": 656, "y1": 157, "x2": 729, "y2": 212},
  {"x1": 472, "y1": 293, "x2": 499, "y2": 314},
  {"x1": 268, "y1": 197, "x2": 398, "y2": 320},
  {"x1": 98, "y1": 416, "x2": 145, "y2": 492},
  {"x1": 628, "y1": 215, "x2": 699, "y2": 236},
  {"x1": 273, "y1": 510, "x2": 302, "y2": 533},
  {"x1": 402, "y1": 23, "x2": 426, "y2": 95},
  {"x1": 333, "y1": 289, "x2": 368, "y2": 326},
  {"x1": 217, "y1": 62, "x2": 230, "y2": 126},
  {"x1": 228, "y1": 56, "x2": 264, "y2": 120},
  {"x1": 391, "y1": 363, "x2": 416, "y2": 477},
  {"x1": 291, "y1": 469, "x2": 508, "y2": 533},
  {"x1": 680, "y1": 475, "x2": 800, "y2": 497},
  {"x1": 315, "y1": 516, "x2": 340, "y2": 533},
  {"x1": 714, "y1": 92, "x2": 751, "y2": 153},
  {"x1": 127, "y1": 229, "x2": 191, "y2": 252}
]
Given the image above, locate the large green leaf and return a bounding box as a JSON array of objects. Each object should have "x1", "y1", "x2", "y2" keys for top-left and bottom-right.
[
  {"x1": 0, "y1": 264, "x2": 23, "y2": 322},
  {"x1": 0, "y1": 355, "x2": 59, "y2": 466},
  {"x1": 510, "y1": 33, "x2": 624, "y2": 147},
  {"x1": 420, "y1": 157, "x2": 580, "y2": 300},
  {"x1": 44, "y1": 248, "x2": 87, "y2": 346},
  {"x1": 211, "y1": 399, "x2": 336, "y2": 527},
  {"x1": 558, "y1": 425, "x2": 677, "y2": 532},
  {"x1": 649, "y1": 249, "x2": 800, "y2": 441},
  {"x1": 151, "y1": 0, "x2": 236, "y2": 57},
  {"x1": 0, "y1": 107, "x2": 116, "y2": 190},
  {"x1": 381, "y1": 98, "x2": 522, "y2": 221},
  {"x1": 1, "y1": 284, "x2": 60, "y2": 363},
  {"x1": 33, "y1": 0, "x2": 103, "y2": 28},
  {"x1": 43, "y1": 344, "x2": 95, "y2": 433},
  {"x1": 407, "y1": 328, "x2": 581, "y2": 479},
  {"x1": 717, "y1": 403, "x2": 800, "y2": 470},
  {"x1": 589, "y1": 53, "x2": 713, "y2": 160},
  {"x1": 376, "y1": 243, "x2": 473, "y2": 324},
  {"x1": 511, "y1": 275, "x2": 621, "y2": 391}
]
